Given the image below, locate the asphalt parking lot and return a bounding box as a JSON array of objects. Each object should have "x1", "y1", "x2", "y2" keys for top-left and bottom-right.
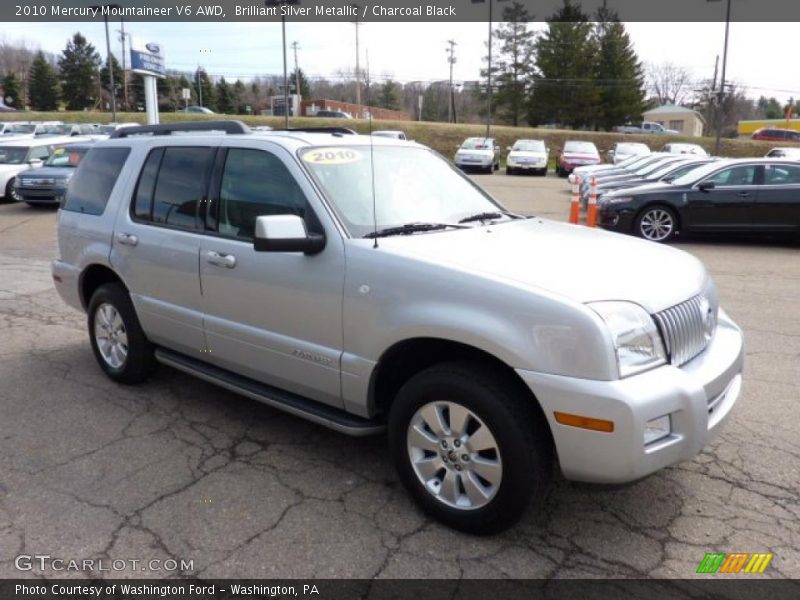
[{"x1": 0, "y1": 172, "x2": 798, "y2": 579}]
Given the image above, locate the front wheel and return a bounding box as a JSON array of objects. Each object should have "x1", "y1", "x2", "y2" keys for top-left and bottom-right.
[
  {"x1": 5, "y1": 178, "x2": 20, "y2": 202},
  {"x1": 635, "y1": 205, "x2": 678, "y2": 242},
  {"x1": 388, "y1": 362, "x2": 552, "y2": 535},
  {"x1": 88, "y1": 283, "x2": 156, "y2": 384}
]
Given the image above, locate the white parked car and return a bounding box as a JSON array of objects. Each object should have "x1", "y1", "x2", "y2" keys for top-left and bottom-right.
[
  {"x1": 0, "y1": 136, "x2": 85, "y2": 201},
  {"x1": 765, "y1": 147, "x2": 800, "y2": 160},
  {"x1": 607, "y1": 142, "x2": 650, "y2": 165},
  {"x1": 372, "y1": 130, "x2": 408, "y2": 140},
  {"x1": 660, "y1": 143, "x2": 708, "y2": 156},
  {"x1": 506, "y1": 139, "x2": 549, "y2": 176},
  {"x1": 454, "y1": 137, "x2": 501, "y2": 173}
]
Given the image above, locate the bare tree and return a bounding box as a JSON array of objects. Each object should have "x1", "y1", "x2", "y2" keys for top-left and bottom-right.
[{"x1": 646, "y1": 62, "x2": 693, "y2": 106}]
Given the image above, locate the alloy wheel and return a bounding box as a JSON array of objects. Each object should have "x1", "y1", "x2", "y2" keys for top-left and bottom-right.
[
  {"x1": 93, "y1": 302, "x2": 129, "y2": 369},
  {"x1": 639, "y1": 208, "x2": 675, "y2": 241}
]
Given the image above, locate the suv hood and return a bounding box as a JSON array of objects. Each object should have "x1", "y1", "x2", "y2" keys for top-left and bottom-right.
[
  {"x1": 17, "y1": 166, "x2": 72, "y2": 179},
  {"x1": 375, "y1": 219, "x2": 705, "y2": 313},
  {"x1": 456, "y1": 148, "x2": 494, "y2": 157}
]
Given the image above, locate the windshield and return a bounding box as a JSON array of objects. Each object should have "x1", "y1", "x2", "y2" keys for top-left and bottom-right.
[
  {"x1": 512, "y1": 140, "x2": 545, "y2": 152},
  {"x1": 650, "y1": 160, "x2": 696, "y2": 179},
  {"x1": 300, "y1": 146, "x2": 503, "y2": 238},
  {"x1": 44, "y1": 146, "x2": 88, "y2": 167},
  {"x1": 635, "y1": 157, "x2": 685, "y2": 177},
  {"x1": 0, "y1": 146, "x2": 28, "y2": 164},
  {"x1": 662, "y1": 161, "x2": 711, "y2": 181},
  {"x1": 564, "y1": 141, "x2": 597, "y2": 154},
  {"x1": 616, "y1": 143, "x2": 649, "y2": 155},
  {"x1": 671, "y1": 161, "x2": 733, "y2": 186},
  {"x1": 6, "y1": 124, "x2": 34, "y2": 134},
  {"x1": 460, "y1": 138, "x2": 493, "y2": 150}
]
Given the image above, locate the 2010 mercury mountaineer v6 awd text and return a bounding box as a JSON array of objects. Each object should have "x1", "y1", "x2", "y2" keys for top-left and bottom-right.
[{"x1": 52, "y1": 121, "x2": 743, "y2": 534}]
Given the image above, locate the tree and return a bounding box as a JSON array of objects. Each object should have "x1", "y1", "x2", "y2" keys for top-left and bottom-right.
[
  {"x1": 99, "y1": 54, "x2": 123, "y2": 110},
  {"x1": 232, "y1": 79, "x2": 247, "y2": 113},
  {"x1": 647, "y1": 62, "x2": 692, "y2": 106},
  {"x1": 593, "y1": 3, "x2": 645, "y2": 130},
  {"x1": 215, "y1": 77, "x2": 233, "y2": 114},
  {"x1": 1, "y1": 71, "x2": 21, "y2": 107},
  {"x1": 291, "y1": 67, "x2": 311, "y2": 100},
  {"x1": 528, "y1": 0, "x2": 598, "y2": 128},
  {"x1": 193, "y1": 68, "x2": 215, "y2": 110},
  {"x1": 28, "y1": 51, "x2": 60, "y2": 110},
  {"x1": 756, "y1": 96, "x2": 783, "y2": 119},
  {"x1": 58, "y1": 32, "x2": 101, "y2": 110},
  {"x1": 491, "y1": 1, "x2": 536, "y2": 126},
  {"x1": 378, "y1": 78, "x2": 400, "y2": 110}
]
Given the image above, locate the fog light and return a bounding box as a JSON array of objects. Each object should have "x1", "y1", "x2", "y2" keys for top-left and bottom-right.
[{"x1": 644, "y1": 415, "x2": 671, "y2": 445}]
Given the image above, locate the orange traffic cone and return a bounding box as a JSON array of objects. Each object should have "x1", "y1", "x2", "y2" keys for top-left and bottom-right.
[
  {"x1": 587, "y1": 176, "x2": 598, "y2": 228},
  {"x1": 569, "y1": 176, "x2": 581, "y2": 224}
]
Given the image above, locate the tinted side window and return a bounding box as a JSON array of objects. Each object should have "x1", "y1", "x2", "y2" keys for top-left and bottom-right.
[
  {"x1": 216, "y1": 148, "x2": 306, "y2": 240},
  {"x1": 150, "y1": 147, "x2": 213, "y2": 230},
  {"x1": 132, "y1": 148, "x2": 163, "y2": 221},
  {"x1": 63, "y1": 147, "x2": 131, "y2": 215},
  {"x1": 705, "y1": 165, "x2": 757, "y2": 186},
  {"x1": 764, "y1": 164, "x2": 800, "y2": 185}
]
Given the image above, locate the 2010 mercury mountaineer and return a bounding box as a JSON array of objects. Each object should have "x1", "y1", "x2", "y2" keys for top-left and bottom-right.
[{"x1": 52, "y1": 121, "x2": 743, "y2": 534}]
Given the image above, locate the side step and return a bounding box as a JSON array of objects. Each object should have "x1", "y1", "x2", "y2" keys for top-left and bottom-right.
[{"x1": 154, "y1": 348, "x2": 385, "y2": 437}]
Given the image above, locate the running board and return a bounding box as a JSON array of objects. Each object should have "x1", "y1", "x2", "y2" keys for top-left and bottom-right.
[{"x1": 154, "y1": 348, "x2": 385, "y2": 437}]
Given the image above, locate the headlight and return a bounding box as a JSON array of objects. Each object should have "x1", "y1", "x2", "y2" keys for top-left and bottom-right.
[
  {"x1": 601, "y1": 195, "x2": 633, "y2": 205},
  {"x1": 589, "y1": 301, "x2": 667, "y2": 378}
]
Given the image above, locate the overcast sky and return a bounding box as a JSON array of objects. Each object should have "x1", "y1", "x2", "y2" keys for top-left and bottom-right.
[{"x1": 3, "y1": 21, "x2": 798, "y2": 103}]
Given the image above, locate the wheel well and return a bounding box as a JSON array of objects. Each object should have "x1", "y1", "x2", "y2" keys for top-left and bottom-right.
[
  {"x1": 369, "y1": 338, "x2": 550, "y2": 435},
  {"x1": 79, "y1": 265, "x2": 126, "y2": 309},
  {"x1": 635, "y1": 202, "x2": 681, "y2": 232}
]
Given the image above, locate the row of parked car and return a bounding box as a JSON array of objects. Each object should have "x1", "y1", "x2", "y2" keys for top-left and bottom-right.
[
  {"x1": 567, "y1": 146, "x2": 800, "y2": 242},
  {"x1": 0, "y1": 120, "x2": 138, "y2": 140}
]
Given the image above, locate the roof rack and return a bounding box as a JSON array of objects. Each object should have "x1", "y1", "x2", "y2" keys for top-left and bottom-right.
[
  {"x1": 275, "y1": 127, "x2": 358, "y2": 136},
  {"x1": 110, "y1": 120, "x2": 250, "y2": 138}
]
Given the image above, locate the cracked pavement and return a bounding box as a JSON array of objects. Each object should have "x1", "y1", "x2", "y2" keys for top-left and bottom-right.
[{"x1": 0, "y1": 175, "x2": 798, "y2": 580}]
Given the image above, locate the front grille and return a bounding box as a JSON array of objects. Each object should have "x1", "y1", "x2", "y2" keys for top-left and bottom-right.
[
  {"x1": 653, "y1": 295, "x2": 717, "y2": 366},
  {"x1": 21, "y1": 178, "x2": 56, "y2": 187}
]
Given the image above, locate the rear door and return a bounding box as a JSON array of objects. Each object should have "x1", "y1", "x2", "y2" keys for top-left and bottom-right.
[
  {"x1": 751, "y1": 163, "x2": 800, "y2": 231},
  {"x1": 110, "y1": 143, "x2": 217, "y2": 356},
  {"x1": 198, "y1": 141, "x2": 346, "y2": 408},
  {"x1": 683, "y1": 164, "x2": 759, "y2": 230}
]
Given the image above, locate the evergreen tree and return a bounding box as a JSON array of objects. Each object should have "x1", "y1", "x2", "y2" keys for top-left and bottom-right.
[
  {"x1": 99, "y1": 54, "x2": 124, "y2": 110},
  {"x1": 378, "y1": 79, "x2": 400, "y2": 110},
  {"x1": 233, "y1": 79, "x2": 247, "y2": 113},
  {"x1": 291, "y1": 68, "x2": 311, "y2": 100},
  {"x1": 58, "y1": 32, "x2": 101, "y2": 110},
  {"x1": 491, "y1": 2, "x2": 536, "y2": 126},
  {"x1": 1, "y1": 71, "x2": 22, "y2": 107},
  {"x1": 215, "y1": 77, "x2": 233, "y2": 113},
  {"x1": 593, "y1": 3, "x2": 645, "y2": 130},
  {"x1": 756, "y1": 96, "x2": 783, "y2": 119},
  {"x1": 528, "y1": 0, "x2": 598, "y2": 128},
  {"x1": 193, "y1": 68, "x2": 215, "y2": 110},
  {"x1": 28, "y1": 51, "x2": 60, "y2": 111}
]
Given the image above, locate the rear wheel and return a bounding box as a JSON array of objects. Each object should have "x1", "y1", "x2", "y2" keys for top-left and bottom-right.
[
  {"x1": 88, "y1": 283, "x2": 156, "y2": 384},
  {"x1": 5, "y1": 178, "x2": 20, "y2": 202},
  {"x1": 388, "y1": 362, "x2": 552, "y2": 535},
  {"x1": 635, "y1": 205, "x2": 678, "y2": 242}
]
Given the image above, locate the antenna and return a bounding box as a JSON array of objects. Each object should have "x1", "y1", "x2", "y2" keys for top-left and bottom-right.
[{"x1": 366, "y1": 48, "x2": 378, "y2": 248}]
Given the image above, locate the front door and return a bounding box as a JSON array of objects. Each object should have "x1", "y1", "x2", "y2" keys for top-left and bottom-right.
[
  {"x1": 199, "y1": 142, "x2": 345, "y2": 408},
  {"x1": 683, "y1": 164, "x2": 758, "y2": 231},
  {"x1": 751, "y1": 163, "x2": 800, "y2": 232}
]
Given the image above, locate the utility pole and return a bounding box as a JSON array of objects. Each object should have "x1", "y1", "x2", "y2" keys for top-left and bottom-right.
[
  {"x1": 486, "y1": 0, "x2": 493, "y2": 137},
  {"x1": 196, "y1": 65, "x2": 203, "y2": 108},
  {"x1": 102, "y1": 11, "x2": 116, "y2": 121},
  {"x1": 117, "y1": 18, "x2": 129, "y2": 111},
  {"x1": 291, "y1": 41, "x2": 301, "y2": 100},
  {"x1": 354, "y1": 14, "x2": 361, "y2": 118},
  {"x1": 446, "y1": 39, "x2": 457, "y2": 123},
  {"x1": 713, "y1": 0, "x2": 732, "y2": 156}
]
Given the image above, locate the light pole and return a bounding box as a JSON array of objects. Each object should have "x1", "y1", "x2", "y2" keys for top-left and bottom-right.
[
  {"x1": 472, "y1": 0, "x2": 507, "y2": 137},
  {"x1": 116, "y1": 19, "x2": 130, "y2": 111},
  {"x1": 709, "y1": 0, "x2": 732, "y2": 156},
  {"x1": 350, "y1": 4, "x2": 361, "y2": 119},
  {"x1": 446, "y1": 39, "x2": 457, "y2": 123},
  {"x1": 265, "y1": 0, "x2": 299, "y2": 128},
  {"x1": 291, "y1": 41, "x2": 301, "y2": 101},
  {"x1": 92, "y1": 4, "x2": 120, "y2": 121}
]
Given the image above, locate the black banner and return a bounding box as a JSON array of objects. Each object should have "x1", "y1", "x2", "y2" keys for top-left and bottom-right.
[
  {"x1": 3, "y1": 0, "x2": 800, "y2": 23},
  {"x1": 3, "y1": 579, "x2": 800, "y2": 600}
]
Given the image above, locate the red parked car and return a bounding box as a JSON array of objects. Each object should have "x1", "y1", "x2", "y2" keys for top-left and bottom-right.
[
  {"x1": 751, "y1": 128, "x2": 800, "y2": 143},
  {"x1": 556, "y1": 140, "x2": 601, "y2": 177}
]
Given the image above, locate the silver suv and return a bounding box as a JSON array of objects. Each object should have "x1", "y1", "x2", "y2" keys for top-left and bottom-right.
[{"x1": 53, "y1": 121, "x2": 743, "y2": 534}]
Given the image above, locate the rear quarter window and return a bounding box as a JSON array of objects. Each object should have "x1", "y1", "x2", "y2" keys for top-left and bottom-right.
[{"x1": 62, "y1": 147, "x2": 131, "y2": 215}]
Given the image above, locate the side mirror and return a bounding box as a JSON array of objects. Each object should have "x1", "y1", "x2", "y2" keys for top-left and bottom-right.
[
  {"x1": 254, "y1": 214, "x2": 325, "y2": 255},
  {"x1": 698, "y1": 180, "x2": 715, "y2": 192},
  {"x1": 28, "y1": 158, "x2": 43, "y2": 168}
]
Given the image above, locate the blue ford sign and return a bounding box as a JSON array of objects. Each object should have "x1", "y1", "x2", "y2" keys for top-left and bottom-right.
[{"x1": 130, "y1": 37, "x2": 165, "y2": 78}]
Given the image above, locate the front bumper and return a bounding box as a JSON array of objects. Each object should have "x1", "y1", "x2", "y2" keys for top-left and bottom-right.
[
  {"x1": 455, "y1": 156, "x2": 493, "y2": 169},
  {"x1": 517, "y1": 309, "x2": 743, "y2": 484},
  {"x1": 596, "y1": 205, "x2": 636, "y2": 234},
  {"x1": 15, "y1": 185, "x2": 66, "y2": 205}
]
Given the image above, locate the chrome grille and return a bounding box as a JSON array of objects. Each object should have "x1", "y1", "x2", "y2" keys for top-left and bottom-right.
[{"x1": 653, "y1": 295, "x2": 716, "y2": 366}]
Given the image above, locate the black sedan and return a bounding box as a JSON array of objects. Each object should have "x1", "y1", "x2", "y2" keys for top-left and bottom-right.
[{"x1": 597, "y1": 159, "x2": 800, "y2": 242}]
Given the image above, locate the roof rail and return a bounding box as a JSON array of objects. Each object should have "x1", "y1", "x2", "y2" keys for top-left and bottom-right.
[
  {"x1": 110, "y1": 120, "x2": 250, "y2": 138},
  {"x1": 275, "y1": 127, "x2": 358, "y2": 136}
]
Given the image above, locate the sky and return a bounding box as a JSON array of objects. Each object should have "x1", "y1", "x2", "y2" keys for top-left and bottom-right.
[{"x1": 2, "y1": 21, "x2": 799, "y2": 103}]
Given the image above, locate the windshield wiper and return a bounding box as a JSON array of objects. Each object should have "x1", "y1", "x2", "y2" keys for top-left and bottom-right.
[
  {"x1": 458, "y1": 211, "x2": 520, "y2": 224},
  {"x1": 364, "y1": 222, "x2": 467, "y2": 239}
]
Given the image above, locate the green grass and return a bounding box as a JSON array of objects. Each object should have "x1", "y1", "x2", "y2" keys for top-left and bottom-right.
[{"x1": 3, "y1": 110, "x2": 779, "y2": 159}]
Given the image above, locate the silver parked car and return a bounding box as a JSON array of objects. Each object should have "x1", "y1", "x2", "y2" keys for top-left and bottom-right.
[
  {"x1": 53, "y1": 121, "x2": 743, "y2": 534},
  {"x1": 454, "y1": 137, "x2": 501, "y2": 173}
]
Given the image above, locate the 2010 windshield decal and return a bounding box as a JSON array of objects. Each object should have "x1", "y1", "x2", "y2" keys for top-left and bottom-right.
[{"x1": 303, "y1": 148, "x2": 363, "y2": 165}]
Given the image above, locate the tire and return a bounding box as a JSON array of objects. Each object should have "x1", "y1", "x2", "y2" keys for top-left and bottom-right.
[
  {"x1": 494, "y1": 161, "x2": 499, "y2": 172},
  {"x1": 388, "y1": 362, "x2": 552, "y2": 535},
  {"x1": 635, "y1": 205, "x2": 678, "y2": 242},
  {"x1": 5, "y1": 178, "x2": 20, "y2": 202},
  {"x1": 506, "y1": 167, "x2": 514, "y2": 176},
  {"x1": 538, "y1": 168, "x2": 548, "y2": 177},
  {"x1": 88, "y1": 283, "x2": 156, "y2": 384}
]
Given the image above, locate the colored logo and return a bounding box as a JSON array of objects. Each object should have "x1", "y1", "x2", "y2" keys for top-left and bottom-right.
[
  {"x1": 145, "y1": 43, "x2": 161, "y2": 54},
  {"x1": 697, "y1": 552, "x2": 773, "y2": 574}
]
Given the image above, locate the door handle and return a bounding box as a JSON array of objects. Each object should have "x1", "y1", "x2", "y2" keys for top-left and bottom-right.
[
  {"x1": 205, "y1": 250, "x2": 236, "y2": 268},
  {"x1": 737, "y1": 191, "x2": 751, "y2": 198},
  {"x1": 116, "y1": 232, "x2": 138, "y2": 246}
]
